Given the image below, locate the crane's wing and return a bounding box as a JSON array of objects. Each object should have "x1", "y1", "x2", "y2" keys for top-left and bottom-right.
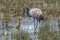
[{"x1": 29, "y1": 8, "x2": 43, "y2": 17}]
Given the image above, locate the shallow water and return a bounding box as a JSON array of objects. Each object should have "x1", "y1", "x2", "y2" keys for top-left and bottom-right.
[{"x1": 0, "y1": 17, "x2": 59, "y2": 40}]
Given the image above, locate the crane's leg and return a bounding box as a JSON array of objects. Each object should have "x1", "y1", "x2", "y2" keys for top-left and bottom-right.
[
  {"x1": 35, "y1": 20, "x2": 38, "y2": 34},
  {"x1": 33, "y1": 19, "x2": 39, "y2": 40},
  {"x1": 36, "y1": 20, "x2": 38, "y2": 29},
  {"x1": 33, "y1": 18, "x2": 35, "y2": 29},
  {"x1": 33, "y1": 19, "x2": 35, "y2": 34},
  {"x1": 34, "y1": 19, "x2": 35, "y2": 28},
  {"x1": 33, "y1": 18, "x2": 35, "y2": 40}
]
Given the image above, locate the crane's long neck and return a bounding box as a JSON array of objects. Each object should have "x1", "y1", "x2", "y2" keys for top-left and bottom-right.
[
  {"x1": 18, "y1": 20, "x2": 20, "y2": 25},
  {"x1": 24, "y1": 7, "x2": 31, "y2": 17}
]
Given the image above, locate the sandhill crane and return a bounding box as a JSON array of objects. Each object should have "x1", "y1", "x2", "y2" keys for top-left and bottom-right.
[
  {"x1": 15, "y1": 18, "x2": 20, "y2": 30},
  {"x1": 23, "y1": 6, "x2": 44, "y2": 24},
  {"x1": 23, "y1": 5, "x2": 45, "y2": 40},
  {"x1": 23, "y1": 5, "x2": 44, "y2": 30}
]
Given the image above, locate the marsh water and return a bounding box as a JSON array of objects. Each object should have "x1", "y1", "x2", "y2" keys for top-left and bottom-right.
[{"x1": 0, "y1": 17, "x2": 60, "y2": 40}]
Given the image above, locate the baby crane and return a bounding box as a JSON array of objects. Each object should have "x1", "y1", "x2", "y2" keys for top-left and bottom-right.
[{"x1": 15, "y1": 18, "x2": 20, "y2": 30}]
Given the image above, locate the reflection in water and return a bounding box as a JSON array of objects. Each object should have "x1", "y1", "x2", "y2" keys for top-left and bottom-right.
[{"x1": 49, "y1": 18, "x2": 59, "y2": 31}]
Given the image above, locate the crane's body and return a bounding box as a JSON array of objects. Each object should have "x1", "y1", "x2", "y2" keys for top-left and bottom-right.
[
  {"x1": 15, "y1": 22, "x2": 20, "y2": 29},
  {"x1": 23, "y1": 6, "x2": 44, "y2": 22},
  {"x1": 29, "y1": 8, "x2": 44, "y2": 22}
]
